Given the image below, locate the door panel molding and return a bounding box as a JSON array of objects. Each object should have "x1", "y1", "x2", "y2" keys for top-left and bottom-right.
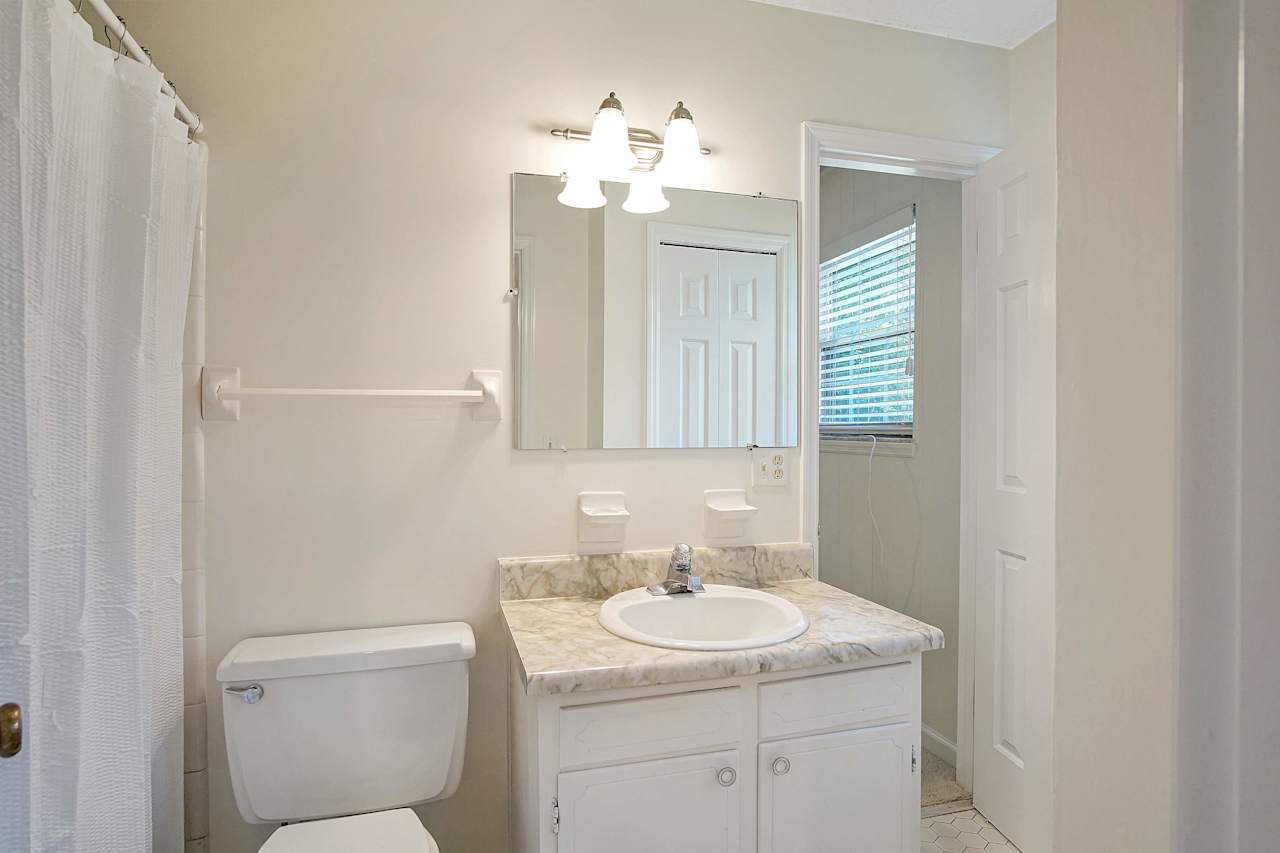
[{"x1": 970, "y1": 138, "x2": 1056, "y2": 852}]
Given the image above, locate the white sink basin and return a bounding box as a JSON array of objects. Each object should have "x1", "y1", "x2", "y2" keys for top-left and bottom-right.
[{"x1": 598, "y1": 584, "x2": 809, "y2": 651}]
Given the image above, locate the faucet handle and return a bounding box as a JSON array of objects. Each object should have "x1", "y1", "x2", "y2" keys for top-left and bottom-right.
[
  {"x1": 670, "y1": 543, "x2": 693, "y2": 570},
  {"x1": 647, "y1": 544, "x2": 705, "y2": 595}
]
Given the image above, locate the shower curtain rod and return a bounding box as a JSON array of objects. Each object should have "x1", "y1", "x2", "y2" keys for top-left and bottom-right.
[{"x1": 75, "y1": 0, "x2": 202, "y2": 133}]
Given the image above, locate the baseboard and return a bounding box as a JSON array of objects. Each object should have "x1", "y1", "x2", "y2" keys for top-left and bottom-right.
[
  {"x1": 922, "y1": 799, "x2": 974, "y2": 819},
  {"x1": 922, "y1": 724, "x2": 958, "y2": 767}
]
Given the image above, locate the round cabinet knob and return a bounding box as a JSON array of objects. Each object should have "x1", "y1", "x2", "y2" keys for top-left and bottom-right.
[
  {"x1": 771, "y1": 756, "x2": 791, "y2": 776},
  {"x1": 717, "y1": 766, "x2": 737, "y2": 787}
]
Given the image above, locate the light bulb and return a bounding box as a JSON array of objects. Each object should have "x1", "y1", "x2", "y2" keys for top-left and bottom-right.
[
  {"x1": 661, "y1": 101, "x2": 703, "y2": 183},
  {"x1": 622, "y1": 174, "x2": 669, "y2": 215},
  {"x1": 557, "y1": 172, "x2": 606, "y2": 209},
  {"x1": 587, "y1": 92, "x2": 638, "y2": 177}
]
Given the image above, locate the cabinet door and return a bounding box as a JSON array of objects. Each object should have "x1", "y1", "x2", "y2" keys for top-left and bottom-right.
[
  {"x1": 758, "y1": 724, "x2": 915, "y2": 853},
  {"x1": 556, "y1": 749, "x2": 741, "y2": 853}
]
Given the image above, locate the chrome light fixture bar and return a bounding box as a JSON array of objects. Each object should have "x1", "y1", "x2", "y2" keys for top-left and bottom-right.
[
  {"x1": 551, "y1": 126, "x2": 666, "y2": 172},
  {"x1": 550, "y1": 127, "x2": 711, "y2": 156},
  {"x1": 550, "y1": 126, "x2": 713, "y2": 170}
]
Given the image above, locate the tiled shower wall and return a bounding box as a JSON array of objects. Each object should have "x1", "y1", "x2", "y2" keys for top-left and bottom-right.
[{"x1": 181, "y1": 154, "x2": 209, "y2": 852}]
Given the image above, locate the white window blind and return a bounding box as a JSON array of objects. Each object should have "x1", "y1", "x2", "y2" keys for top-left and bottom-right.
[{"x1": 819, "y1": 208, "x2": 916, "y2": 435}]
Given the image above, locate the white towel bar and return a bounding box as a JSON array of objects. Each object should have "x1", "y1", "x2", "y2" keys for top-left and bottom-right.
[
  {"x1": 201, "y1": 367, "x2": 501, "y2": 421},
  {"x1": 220, "y1": 387, "x2": 483, "y2": 400}
]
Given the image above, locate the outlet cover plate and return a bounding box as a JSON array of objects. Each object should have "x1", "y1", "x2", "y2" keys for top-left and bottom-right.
[{"x1": 752, "y1": 447, "x2": 789, "y2": 486}]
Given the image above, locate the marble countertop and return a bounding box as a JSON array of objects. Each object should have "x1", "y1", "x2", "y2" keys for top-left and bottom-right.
[{"x1": 500, "y1": 577, "x2": 945, "y2": 697}]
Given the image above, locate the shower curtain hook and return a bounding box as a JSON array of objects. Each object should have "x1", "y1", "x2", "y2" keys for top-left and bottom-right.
[
  {"x1": 112, "y1": 16, "x2": 126, "y2": 62},
  {"x1": 73, "y1": 0, "x2": 84, "y2": 13}
]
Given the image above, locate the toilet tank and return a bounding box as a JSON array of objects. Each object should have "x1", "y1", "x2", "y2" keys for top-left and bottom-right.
[{"x1": 216, "y1": 622, "x2": 475, "y2": 824}]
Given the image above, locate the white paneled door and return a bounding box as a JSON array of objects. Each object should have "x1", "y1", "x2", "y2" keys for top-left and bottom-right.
[
  {"x1": 652, "y1": 244, "x2": 779, "y2": 447},
  {"x1": 971, "y1": 117, "x2": 1056, "y2": 850}
]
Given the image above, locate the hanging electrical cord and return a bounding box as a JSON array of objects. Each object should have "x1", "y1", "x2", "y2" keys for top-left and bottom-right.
[
  {"x1": 862, "y1": 434, "x2": 924, "y2": 614},
  {"x1": 900, "y1": 455, "x2": 924, "y2": 613},
  {"x1": 866, "y1": 435, "x2": 886, "y2": 602}
]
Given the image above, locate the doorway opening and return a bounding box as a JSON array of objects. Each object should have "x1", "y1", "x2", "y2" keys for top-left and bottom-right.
[
  {"x1": 816, "y1": 159, "x2": 970, "y2": 818},
  {"x1": 802, "y1": 122, "x2": 1056, "y2": 853}
]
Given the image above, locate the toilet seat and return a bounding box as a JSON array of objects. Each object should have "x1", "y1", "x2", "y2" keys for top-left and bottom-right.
[{"x1": 260, "y1": 808, "x2": 438, "y2": 853}]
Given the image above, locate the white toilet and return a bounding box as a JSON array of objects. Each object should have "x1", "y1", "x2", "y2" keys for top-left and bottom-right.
[{"x1": 215, "y1": 622, "x2": 476, "y2": 852}]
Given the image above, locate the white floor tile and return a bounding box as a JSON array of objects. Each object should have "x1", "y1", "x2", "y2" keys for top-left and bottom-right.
[{"x1": 921, "y1": 808, "x2": 1021, "y2": 853}]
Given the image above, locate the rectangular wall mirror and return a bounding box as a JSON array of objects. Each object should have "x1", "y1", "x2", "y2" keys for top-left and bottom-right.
[{"x1": 512, "y1": 173, "x2": 799, "y2": 450}]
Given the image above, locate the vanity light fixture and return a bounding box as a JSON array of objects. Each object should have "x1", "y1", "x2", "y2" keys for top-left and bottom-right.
[
  {"x1": 660, "y1": 101, "x2": 703, "y2": 181},
  {"x1": 557, "y1": 171, "x2": 607, "y2": 209},
  {"x1": 586, "y1": 92, "x2": 638, "y2": 176},
  {"x1": 551, "y1": 92, "x2": 711, "y2": 212},
  {"x1": 622, "y1": 173, "x2": 669, "y2": 214}
]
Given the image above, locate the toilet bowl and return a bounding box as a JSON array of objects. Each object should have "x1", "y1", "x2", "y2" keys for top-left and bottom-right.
[
  {"x1": 216, "y1": 623, "x2": 476, "y2": 852},
  {"x1": 259, "y1": 809, "x2": 438, "y2": 853}
]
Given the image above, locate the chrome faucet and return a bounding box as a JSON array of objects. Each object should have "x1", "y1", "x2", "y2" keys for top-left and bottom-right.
[{"x1": 647, "y1": 543, "x2": 706, "y2": 596}]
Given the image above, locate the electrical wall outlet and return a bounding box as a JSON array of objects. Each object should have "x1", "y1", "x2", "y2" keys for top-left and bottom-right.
[{"x1": 752, "y1": 447, "x2": 789, "y2": 486}]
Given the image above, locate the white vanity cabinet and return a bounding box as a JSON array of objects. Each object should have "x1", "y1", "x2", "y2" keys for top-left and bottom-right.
[
  {"x1": 758, "y1": 724, "x2": 916, "y2": 852},
  {"x1": 509, "y1": 655, "x2": 922, "y2": 853},
  {"x1": 556, "y1": 750, "x2": 742, "y2": 853}
]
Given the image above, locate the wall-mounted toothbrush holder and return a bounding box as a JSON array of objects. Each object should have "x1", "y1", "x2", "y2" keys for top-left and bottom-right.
[
  {"x1": 704, "y1": 489, "x2": 758, "y2": 539},
  {"x1": 578, "y1": 492, "x2": 630, "y2": 552}
]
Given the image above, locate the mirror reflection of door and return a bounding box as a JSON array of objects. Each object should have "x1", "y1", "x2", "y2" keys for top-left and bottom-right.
[
  {"x1": 651, "y1": 244, "x2": 780, "y2": 448},
  {"x1": 510, "y1": 174, "x2": 798, "y2": 450}
]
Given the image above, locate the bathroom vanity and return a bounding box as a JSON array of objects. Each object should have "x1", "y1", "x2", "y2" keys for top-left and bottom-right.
[{"x1": 499, "y1": 544, "x2": 944, "y2": 853}]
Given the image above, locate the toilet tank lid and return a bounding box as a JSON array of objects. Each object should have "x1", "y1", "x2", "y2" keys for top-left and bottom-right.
[{"x1": 216, "y1": 622, "x2": 476, "y2": 682}]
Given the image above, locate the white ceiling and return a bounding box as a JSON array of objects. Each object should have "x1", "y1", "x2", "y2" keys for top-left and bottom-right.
[{"x1": 749, "y1": 0, "x2": 1055, "y2": 49}]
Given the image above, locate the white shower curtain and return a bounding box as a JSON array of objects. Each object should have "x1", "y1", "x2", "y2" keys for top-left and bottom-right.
[{"x1": 0, "y1": 0, "x2": 207, "y2": 850}]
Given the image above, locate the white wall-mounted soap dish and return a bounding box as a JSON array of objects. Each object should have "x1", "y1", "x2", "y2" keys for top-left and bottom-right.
[
  {"x1": 704, "y1": 489, "x2": 758, "y2": 539},
  {"x1": 578, "y1": 492, "x2": 630, "y2": 552}
]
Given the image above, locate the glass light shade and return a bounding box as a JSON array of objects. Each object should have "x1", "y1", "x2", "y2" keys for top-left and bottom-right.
[
  {"x1": 557, "y1": 172, "x2": 606, "y2": 209},
  {"x1": 588, "y1": 106, "x2": 638, "y2": 176},
  {"x1": 661, "y1": 116, "x2": 703, "y2": 182},
  {"x1": 622, "y1": 175, "x2": 669, "y2": 215}
]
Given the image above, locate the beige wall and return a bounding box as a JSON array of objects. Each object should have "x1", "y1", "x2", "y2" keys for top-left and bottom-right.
[
  {"x1": 1009, "y1": 25, "x2": 1057, "y2": 151},
  {"x1": 113, "y1": 1, "x2": 1008, "y2": 850},
  {"x1": 817, "y1": 168, "x2": 963, "y2": 748},
  {"x1": 1056, "y1": 2, "x2": 1177, "y2": 851}
]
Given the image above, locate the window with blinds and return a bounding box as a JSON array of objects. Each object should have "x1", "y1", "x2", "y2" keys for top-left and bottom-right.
[{"x1": 819, "y1": 213, "x2": 916, "y2": 436}]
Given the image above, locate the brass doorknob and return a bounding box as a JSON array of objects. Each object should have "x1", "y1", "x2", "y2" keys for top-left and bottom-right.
[{"x1": 0, "y1": 703, "x2": 21, "y2": 758}]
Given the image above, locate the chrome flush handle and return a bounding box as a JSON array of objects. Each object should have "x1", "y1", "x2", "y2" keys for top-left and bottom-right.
[{"x1": 224, "y1": 684, "x2": 264, "y2": 704}]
